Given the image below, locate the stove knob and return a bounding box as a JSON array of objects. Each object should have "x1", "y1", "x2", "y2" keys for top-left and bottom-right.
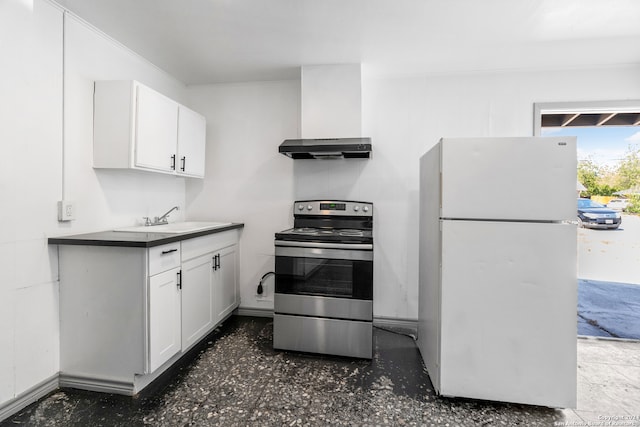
[
  {"x1": 354, "y1": 205, "x2": 360, "y2": 212},
  {"x1": 307, "y1": 205, "x2": 313, "y2": 211},
  {"x1": 298, "y1": 204, "x2": 304, "y2": 211},
  {"x1": 363, "y1": 206, "x2": 369, "y2": 212}
]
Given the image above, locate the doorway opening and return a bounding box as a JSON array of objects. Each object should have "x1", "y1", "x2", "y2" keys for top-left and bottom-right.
[{"x1": 535, "y1": 101, "x2": 640, "y2": 340}]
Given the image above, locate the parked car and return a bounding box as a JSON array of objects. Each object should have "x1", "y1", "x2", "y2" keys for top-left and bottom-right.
[
  {"x1": 606, "y1": 198, "x2": 629, "y2": 211},
  {"x1": 577, "y1": 198, "x2": 621, "y2": 230}
]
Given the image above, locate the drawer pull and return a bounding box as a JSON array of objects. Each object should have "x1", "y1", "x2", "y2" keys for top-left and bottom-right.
[{"x1": 161, "y1": 249, "x2": 178, "y2": 255}]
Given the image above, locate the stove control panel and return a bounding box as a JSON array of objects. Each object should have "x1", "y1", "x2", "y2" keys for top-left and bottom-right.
[
  {"x1": 320, "y1": 202, "x2": 346, "y2": 211},
  {"x1": 294, "y1": 200, "x2": 373, "y2": 217}
]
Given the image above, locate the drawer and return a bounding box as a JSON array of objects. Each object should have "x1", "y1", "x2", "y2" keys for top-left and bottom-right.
[
  {"x1": 182, "y1": 230, "x2": 238, "y2": 261},
  {"x1": 273, "y1": 314, "x2": 372, "y2": 359},
  {"x1": 149, "y1": 242, "x2": 181, "y2": 276}
]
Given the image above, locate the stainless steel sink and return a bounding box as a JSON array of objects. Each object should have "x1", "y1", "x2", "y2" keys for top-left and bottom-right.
[{"x1": 114, "y1": 221, "x2": 232, "y2": 234}]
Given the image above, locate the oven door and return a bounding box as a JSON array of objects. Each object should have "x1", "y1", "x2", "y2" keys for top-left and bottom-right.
[{"x1": 274, "y1": 241, "x2": 373, "y2": 300}]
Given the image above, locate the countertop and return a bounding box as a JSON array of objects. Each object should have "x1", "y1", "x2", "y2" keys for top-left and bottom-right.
[{"x1": 48, "y1": 223, "x2": 244, "y2": 248}]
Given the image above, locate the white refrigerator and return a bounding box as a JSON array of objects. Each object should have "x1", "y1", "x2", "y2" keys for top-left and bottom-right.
[{"x1": 418, "y1": 136, "x2": 577, "y2": 408}]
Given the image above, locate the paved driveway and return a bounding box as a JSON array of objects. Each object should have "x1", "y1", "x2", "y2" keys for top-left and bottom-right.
[
  {"x1": 577, "y1": 214, "x2": 640, "y2": 339},
  {"x1": 578, "y1": 214, "x2": 640, "y2": 285},
  {"x1": 578, "y1": 279, "x2": 640, "y2": 339}
]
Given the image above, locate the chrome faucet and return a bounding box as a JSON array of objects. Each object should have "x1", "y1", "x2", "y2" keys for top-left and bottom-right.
[{"x1": 144, "y1": 206, "x2": 179, "y2": 226}]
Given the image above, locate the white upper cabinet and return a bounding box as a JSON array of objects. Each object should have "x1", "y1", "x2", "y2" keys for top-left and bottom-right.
[
  {"x1": 93, "y1": 80, "x2": 206, "y2": 178},
  {"x1": 135, "y1": 84, "x2": 179, "y2": 172},
  {"x1": 177, "y1": 105, "x2": 206, "y2": 178}
]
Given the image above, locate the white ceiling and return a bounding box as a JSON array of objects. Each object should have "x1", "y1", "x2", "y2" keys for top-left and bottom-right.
[{"x1": 55, "y1": 0, "x2": 640, "y2": 85}]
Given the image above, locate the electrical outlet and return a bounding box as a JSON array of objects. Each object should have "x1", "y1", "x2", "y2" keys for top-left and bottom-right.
[{"x1": 58, "y1": 200, "x2": 75, "y2": 221}]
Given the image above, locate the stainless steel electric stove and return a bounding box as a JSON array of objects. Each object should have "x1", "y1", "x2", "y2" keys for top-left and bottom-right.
[{"x1": 274, "y1": 200, "x2": 373, "y2": 359}]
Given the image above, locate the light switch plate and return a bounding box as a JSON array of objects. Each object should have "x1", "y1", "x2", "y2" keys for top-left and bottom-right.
[{"x1": 58, "y1": 200, "x2": 75, "y2": 221}]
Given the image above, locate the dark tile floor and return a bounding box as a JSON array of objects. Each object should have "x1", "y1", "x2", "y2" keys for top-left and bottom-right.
[{"x1": 2, "y1": 316, "x2": 565, "y2": 426}]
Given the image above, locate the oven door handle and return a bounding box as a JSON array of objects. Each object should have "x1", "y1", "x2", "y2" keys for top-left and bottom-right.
[
  {"x1": 275, "y1": 240, "x2": 373, "y2": 251},
  {"x1": 275, "y1": 245, "x2": 373, "y2": 261}
]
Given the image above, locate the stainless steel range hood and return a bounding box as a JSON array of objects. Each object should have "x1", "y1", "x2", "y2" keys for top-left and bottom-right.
[
  {"x1": 283, "y1": 65, "x2": 370, "y2": 160},
  {"x1": 279, "y1": 137, "x2": 372, "y2": 159}
]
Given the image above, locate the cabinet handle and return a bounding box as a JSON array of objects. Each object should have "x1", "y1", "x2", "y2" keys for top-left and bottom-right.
[
  {"x1": 171, "y1": 154, "x2": 176, "y2": 170},
  {"x1": 181, "y1": 156, "x2": 186, "y2": 172},
  {"x1": 177, "y1": 270, "x2": 182, "y2": 289},
  {"x1": 215, "y1": 254, "x2": 221, "y2": 270},
  {"x1": 161, "y1": 249, "x2": 178, "y2": 255}
]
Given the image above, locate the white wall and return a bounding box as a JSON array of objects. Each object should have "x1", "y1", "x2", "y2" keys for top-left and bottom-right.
[
  {"x1": 301, "y1": 64, "x2": 362, "y2": 138},
  {"x1": 186, "y1": 65, "x2": 640, "y2": 320},
  {"x1": 185, "y1": 81, "x2": 298, "y2": 309},
  {"x1": 361, "y1": 65, "x2": 640, "y2": 319},
  {"x1": 63, "y1": 14, "x2": 188, "y2": 232},
  {"x1": 0, "y1": 0, "x2": 63, "y2": 404},
  {"x1": 0, "y1": 0, "x2": 191, "y2": 409}
]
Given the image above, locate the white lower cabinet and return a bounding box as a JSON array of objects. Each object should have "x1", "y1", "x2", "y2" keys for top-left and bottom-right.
[
  {"x1": 57, "y1": 229, "x2": 240, "y2": 395},
  {"x1": 216, "y1": 244, "x2": 238, "y2": 322},
  {"x1": 148, "y1": 267, "x2": 182, "y2": 372},
  {"x1": 181, "y1": 253, "x2": 215, "y2": 350},
  {"x1": 181, "y1": 231, "x2": 239, "y2": 351}
]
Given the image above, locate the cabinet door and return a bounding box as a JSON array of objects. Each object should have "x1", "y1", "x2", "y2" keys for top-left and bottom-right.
[
  {"x1": 177, "y1": 105, "x2": 206, "y2": 178},
  {"x1": 181, "y1": 253, "x2": 215, "y2": 350},
  {"x1": 135, "y1": 84, "x2": 179, "y2": 172},
  {"x1": 215, "y1": 245, "x2": 238, "y2": 323},
  {"x1": 148, "y1": 267, "x2": 181, "y2": 373}
]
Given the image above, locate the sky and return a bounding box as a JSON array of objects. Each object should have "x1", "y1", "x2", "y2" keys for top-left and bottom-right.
[{"x1": 541, "y1": 126, "x2": 640, "y2": 168}]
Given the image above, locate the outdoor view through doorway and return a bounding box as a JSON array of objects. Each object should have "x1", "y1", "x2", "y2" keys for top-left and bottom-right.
[{"x1": 536, "y1": 102, "x2": 640, "y2": 340}]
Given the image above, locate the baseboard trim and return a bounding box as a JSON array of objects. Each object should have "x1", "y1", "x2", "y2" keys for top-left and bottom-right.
[
  {"x1": 0, "y1": 374, "x2": 59, "y2": 422},
  {"x1": 373, "y1": 316, "x2": 418, "y2": 338},
  {"x1": 59, "y1": 374, "x2": 134, "y2": 396},
  {"x1": 235, "y1": 307, "x2": 274, "y2": 317}
]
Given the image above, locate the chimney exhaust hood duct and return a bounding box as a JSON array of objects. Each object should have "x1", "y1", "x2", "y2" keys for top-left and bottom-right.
[
  {"x1": 279, "y1": 137, "x2": 371, "y2": 159},
  {"x1": 281, "y1": 64, "x2": 371, "y2": 160}
]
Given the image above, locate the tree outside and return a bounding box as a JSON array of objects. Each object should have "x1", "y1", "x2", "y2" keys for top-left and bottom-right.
[
  {"x1": 542, "y1": 126, "x2": 640, "y2": 214},
  {"x1": 577, "y1": 144, "x2": 640, "y2": 213}
]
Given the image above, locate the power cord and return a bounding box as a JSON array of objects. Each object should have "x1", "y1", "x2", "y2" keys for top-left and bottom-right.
[{"x1": 257, "y1": 271, "x2": 275, "y2": 295}]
